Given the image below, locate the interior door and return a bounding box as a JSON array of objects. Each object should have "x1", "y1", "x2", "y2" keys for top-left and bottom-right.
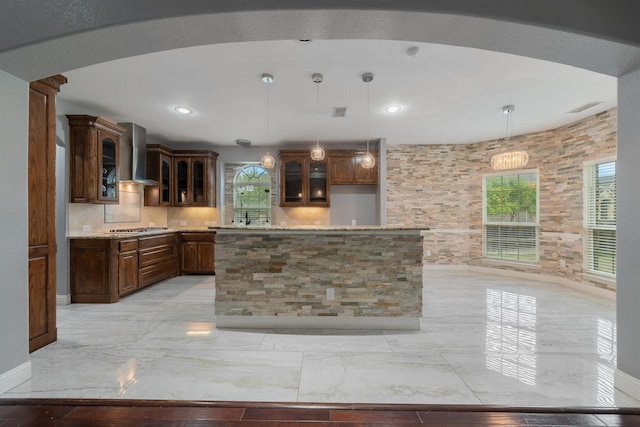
[{"x1": 28, "y1": 75, "x2": 66, "y2": 352}]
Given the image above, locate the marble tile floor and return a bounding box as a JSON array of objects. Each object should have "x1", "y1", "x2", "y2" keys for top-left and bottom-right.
[{"x1": 3, "y1": 270, "x2": 639, "y2": 407}]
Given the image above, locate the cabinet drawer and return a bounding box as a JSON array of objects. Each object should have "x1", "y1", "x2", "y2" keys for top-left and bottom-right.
[
  {"x1": 139, "y1": 245, "x2": 175, "y2": 267},
  {"x1": 138, "y1": 233, "x2": 176, "y2": 249},
  {"x1": 181, "y1": 232, "x2": 215, "y2": 242},
  {"x1": 119, "y1": 239, "x2": 138, "y2": 252},
  {"x1": 139, "y1": 262, "x2": 177, "y2": 288}
]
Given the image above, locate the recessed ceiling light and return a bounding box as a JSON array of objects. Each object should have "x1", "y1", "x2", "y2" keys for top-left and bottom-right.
[
  {"x1": 175, "y1": 106, "x2": 193, "y2": 115},
  {"x1": 385, "y1": 105, "x2": 402, "y2": 113},
  {"x1": 296, "y1": 39, "x2": 312, "y2": 44}
]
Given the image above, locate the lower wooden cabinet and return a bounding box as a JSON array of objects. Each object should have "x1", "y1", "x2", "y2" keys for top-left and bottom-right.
[
  {"x1": 70, "y1": 238, "x2": 128, "y2": 303},
  {"x1": 70, "y1": 233, "x2": 178, "y2": 303},
  {"x1": 117, "y1": 239, "x2": 139, "y2": 295},
  {"x1": 180, "y1": 232, "x2": 215, "y2": 274},
  {"x1": 138, "y1": 233, "x2": 179, "y2": 288},
  {"x1": 70, "y1": 231, "x2": 214, "y2": 303}
]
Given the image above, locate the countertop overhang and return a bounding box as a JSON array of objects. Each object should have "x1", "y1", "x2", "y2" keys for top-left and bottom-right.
[{"x1": 211, "y1": 226, "x2": 427, "y2": 235}]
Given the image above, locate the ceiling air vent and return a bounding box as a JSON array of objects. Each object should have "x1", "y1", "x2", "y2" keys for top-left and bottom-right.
[
  {"x1": 567, "y1": 101, "x2": 602, "y2": 114},
  {"x1": 332, "y1": 107, "x2": 347, "y2": 118}
]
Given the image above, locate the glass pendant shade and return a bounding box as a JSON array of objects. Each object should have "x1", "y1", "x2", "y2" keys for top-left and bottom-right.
[
  {"x1": 490, "y1": 151, "x2": 529, "y2": 170},
  {"x1": 310, "y1": 144, "x2": 325, "y2": 161},
  {"x1": 261, "y1": 152, "x2": 275, "y2": 169},
  {"x1": 361, "y1": 151, "x2": 375, "y2": 169}
]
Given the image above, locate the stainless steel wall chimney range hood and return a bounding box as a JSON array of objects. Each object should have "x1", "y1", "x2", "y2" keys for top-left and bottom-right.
[{"x1": 117, "y1": 122, "x2": 157, "y2": 185}]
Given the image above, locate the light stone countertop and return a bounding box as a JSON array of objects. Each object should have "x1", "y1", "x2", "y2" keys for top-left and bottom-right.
[
  {"x1": 212, "y1": 225, "x2": 427, "y2": 235},
  {"x1": 69, "y1": 226, "x2": 429, "y2": 239},
  {"x1": 68, "y1": 227, "x2": 214, "y2": 239}
]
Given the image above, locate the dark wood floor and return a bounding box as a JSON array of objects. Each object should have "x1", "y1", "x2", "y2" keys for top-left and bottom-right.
[{"x1": 1, "y1": 399, "x2": 640, "y2": 426}]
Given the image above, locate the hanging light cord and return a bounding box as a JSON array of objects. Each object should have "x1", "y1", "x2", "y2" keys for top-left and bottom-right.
[
  {"x1": 315, "y1": 81, "x2": 320, "y2": 146},
  {"x1": 266, "y1": 78, "x2": 270, "y2": 145},
  {"x1": 366, "y1": 77, "x2": 371, "y2": 154}
]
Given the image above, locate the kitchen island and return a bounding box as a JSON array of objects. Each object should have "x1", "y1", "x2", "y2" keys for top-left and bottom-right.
[{"x1": 214, "y1": 227, "x2": 424, "y2": 330}]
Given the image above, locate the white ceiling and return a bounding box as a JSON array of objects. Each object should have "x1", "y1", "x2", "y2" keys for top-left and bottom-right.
[{"x1": 59, "y1": 39, "x2": 617, "y2": 148}]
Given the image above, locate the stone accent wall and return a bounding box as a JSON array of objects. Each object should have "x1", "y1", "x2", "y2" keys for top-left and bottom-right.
[
  {"x1": 386, "y1": 109, "x2": 617, "y2": 290},
  {"x1": 215, "y1": 231, "x2": 423, "y2": 318}
]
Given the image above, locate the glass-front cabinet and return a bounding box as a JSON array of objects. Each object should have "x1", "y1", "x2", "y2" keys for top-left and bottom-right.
[
  {"x1": 279, "y1": 150, "x2": 329, "y2": 207},
  {"x1": 192, "y1": 158, "x2": 206, "y2": 204},
  {"x1": 173, "y1": 155, "x2": 211, "y2": 207},
  {"x1": 283, "y1": 158, "x2": 303, "y2": 204},
  {"x1": 145, "y1": 146, "x2": 217, "y2": 207},
  {"x1": 101, "y1": 136, "x2": 118, "y2": 201},
  {"x1": 160, "y1": 155, "x2": 172, "y2": 205},
  {"x1": 67, "y1": 115, "x2": 125, "y2": 204},
  {"x1": 144, "y1": 144, "x2": 174, "y2": 206},
  {"x1": 175, "y1": 158, "x2": 190, "y2": 206}
]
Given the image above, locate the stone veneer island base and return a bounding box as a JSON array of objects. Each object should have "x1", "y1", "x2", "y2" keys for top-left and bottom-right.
[{"x1": 214, "y1": 227, "x2": 424, "y2": 330}]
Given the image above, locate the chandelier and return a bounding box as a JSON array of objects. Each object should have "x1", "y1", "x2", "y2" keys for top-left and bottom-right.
[{"x1": 490, "y1": 105, "x2": 529, "y2": 170}]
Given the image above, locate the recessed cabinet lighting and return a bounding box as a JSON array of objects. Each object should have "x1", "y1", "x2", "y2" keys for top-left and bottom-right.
[
  {"x1": 175, "y1": 106, "x2": 193, "y2": 115},
  {"x1": 385, "y1": 105, "x2": 402, "y2": 113}
]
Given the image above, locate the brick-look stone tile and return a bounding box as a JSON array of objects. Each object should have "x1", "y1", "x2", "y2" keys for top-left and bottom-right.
[
  {"x1": 387, "y1": 108, "x2": 617, "y2": 291},
  {"x1": 215, "y1": 232, "x2": 423, "y2": 318}
]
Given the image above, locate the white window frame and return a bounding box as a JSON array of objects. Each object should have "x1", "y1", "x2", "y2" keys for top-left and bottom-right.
[
  {"x1": 583, "y1": 156, "x2": 616, "y2": 279},
  {"x1": 482, "y1": 169, "x2": 540, "y2": 263},
  {"x1": 233, "y1": 164, "x2": 272, "y2": 227}
]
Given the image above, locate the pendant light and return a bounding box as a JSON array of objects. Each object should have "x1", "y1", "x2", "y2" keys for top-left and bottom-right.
[
  {"x1": 361, "y1": 72, "x2": 376, "y2": 169},
  {"x1": 490, "y1": 105, "x2": 529, "y2": 170},
  {"x1": 310, "y1": 72, "x2": 326, "y2": 161},
  {"x1": 260, "y1": 73, "x2": 276, "y2": 169}
]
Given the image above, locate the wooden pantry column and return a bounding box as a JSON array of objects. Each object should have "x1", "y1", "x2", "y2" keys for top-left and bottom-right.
[{"x1": 28, "y1": 75, "x2": 66, "y2": 352}]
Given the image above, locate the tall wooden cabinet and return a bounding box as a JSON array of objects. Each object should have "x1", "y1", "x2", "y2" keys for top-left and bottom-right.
[
  {"x1": 67, "y1": 115, "x2": 126, "y2": 204},
  {"x1": 28, "y1": 75, "x2": 66, "y2": 352}
]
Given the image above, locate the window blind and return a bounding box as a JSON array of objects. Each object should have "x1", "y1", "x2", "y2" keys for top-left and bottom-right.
[
  {"x1": 484, "y1": 172, "x2": 539, "y2": 262},
  {"x1": 584, "y1": 161, "x2": 616, "y2": 277}
]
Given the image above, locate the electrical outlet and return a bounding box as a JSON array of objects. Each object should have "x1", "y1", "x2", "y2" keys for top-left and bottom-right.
[
  {"x1": 426, "y1": 250, "x2": 431, "y2": 257},
  {"x1": 179, "y1": 220, "x2": 187, "y2": 226},
  {"x1": 560, "y1": 260, "x2": 566, "y2": 268},
  {"x1": 81, "y1": 225, "x2": 91, "y2": 232},
  {"x1": 351, "y1": 219, "x2": 357, "y2": 226},
  {"x1": 326, "y1": 288, "x2": 335, "y2": 301}
]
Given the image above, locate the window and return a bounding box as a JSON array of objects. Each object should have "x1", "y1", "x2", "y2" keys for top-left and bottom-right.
[
  {"x1": 483, "y1": 171, "x2": 539, "y2": 262},
  {"x1": 584, "y1": 160, "x2": 616, "y2": 277},
  {"x1": 233, "y1": 165, "x2": 271, "y2": 226}
]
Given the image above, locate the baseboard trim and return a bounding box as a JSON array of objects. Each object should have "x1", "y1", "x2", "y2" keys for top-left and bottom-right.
[
  {"x1": 615, "y1": 369, "x2": 640, "y2": 401},
  {"x1": 215, "y1": 316, "x2": 420, "y2": 330},
  {"x1": 57, "y1": 294, "x2": 71, "y2": 306},
  {"x1": 423, "y1": 263, "x2": 615, "y2": 300},
  {"x1": 0, "y1": 361, "x2": 31, "y2": 395}
]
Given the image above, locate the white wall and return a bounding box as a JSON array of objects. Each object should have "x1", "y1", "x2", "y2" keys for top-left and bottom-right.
[
  {"x1": 330, "y1": 185, "x2": 377, "y2": 226},
  {"x1": 0, "y1": 70, "x2": 30, "y2": 392},
  {"x1": 616, "y1": 68, "x2": 640, "y2": 385}
]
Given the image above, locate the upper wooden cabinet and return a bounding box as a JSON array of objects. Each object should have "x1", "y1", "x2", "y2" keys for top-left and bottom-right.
[
  {"x1": 67, "y1": 115, "x2": 126, "y2": 204},
  {"x1": 279, "y1": 150, "x2": 329, "y2": 207},
  {"x1": 329, "y1": 149, "x2": 379, "y2": 185},
  {"x1": 144, "y1": 145, "x2": 218, "y2": 207},
  {"x1": 144, "y1": 144, "x2": 173, "y2": 206}
]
